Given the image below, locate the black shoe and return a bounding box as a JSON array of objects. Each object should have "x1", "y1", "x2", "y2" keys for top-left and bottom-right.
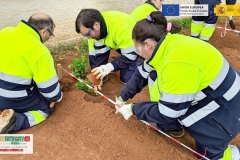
[
  {"x1": 150, "y1": 122, "x2": 185, "y2": 138},
  {"x1": 191, "y1": 35, "x2": 199, "y2": 39},
  {"x1": 161, "y1": 127, "x2": 185, "y2": 138},
  {"x1": 229, "y1": 20, "x2": 235, "y2": 30},
  {"x1": 0, "y1": 109, "x2": 16, "y2": 134},
  {"x1": 103, "y1": 75, "x2": 109, "y2": 83}
]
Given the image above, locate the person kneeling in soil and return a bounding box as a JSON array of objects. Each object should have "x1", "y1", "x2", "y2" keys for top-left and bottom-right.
[
  {"x1": 0, "y1": 13, "x2": 62, "y2": 134},
  {"x1": 116, "y1": 11, "x2": 240, "y2": 160},
  {"x1": 115, "y1": 14, "x2": 184, "y2": 137},
  {"x1": 116, "y1": 0, "x2": 183, "y2": 138},
  {"x1": 75, "y1": 9, "x2": 139, "y2": 90}
]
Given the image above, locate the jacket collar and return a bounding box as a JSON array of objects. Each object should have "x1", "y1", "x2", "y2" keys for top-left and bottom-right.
[
  {"x1": 20, "y1": 20, "x2": 43, "y2": 43},
  {"x1": 147, "y1": 34, "x2": 168, "y2": 68},
  {"x1": 99, "y1": 15, "x2": 108, "y2": 39}
]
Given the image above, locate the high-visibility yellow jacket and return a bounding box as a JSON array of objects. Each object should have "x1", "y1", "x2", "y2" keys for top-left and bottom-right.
[
  {"x1": 133, "y1": 33, "x2": 240, "y2": 149},
  {"x1": 0, "y1": 20, "x2": 61, "y2": 110},
  {"x1": 130, "y1": 2, "x2": 158, "y2": 21},
  {"x1": 120, "y1": 2, "x2": 159, "y2": 102},
  {"x1": 88, "y1": 11, "x2": 138, "y2": 71}
]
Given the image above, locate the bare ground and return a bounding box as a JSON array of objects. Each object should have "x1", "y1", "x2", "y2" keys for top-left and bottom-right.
[{"x1": 2, "y1": 17, "x2": 240, "y2": 160}]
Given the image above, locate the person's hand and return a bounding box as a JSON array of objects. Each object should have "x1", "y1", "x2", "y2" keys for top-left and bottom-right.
[
  {"x1": 93, "y1": 78, "x2": 103, "y2": 91},
  {"x1": 115, "y1": 96, "x2": 126, "y2": 114},
  {"x1": 118, "y1": 103, "x2": 134, "y2": 120},
  {"x1": 56, "y1": 91, "x2": 63, "y2": 103},
  {"x1": 92, "y1": 63, "x2": 114, "y2": 80}
]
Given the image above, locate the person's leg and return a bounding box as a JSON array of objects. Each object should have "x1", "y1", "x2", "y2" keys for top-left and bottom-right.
[
  {"x1": 199, "y1": 0, "x2": 221, "y2": 41},
  {"x1": 226, "y1": 0, "x2": 236, "y2": 29},
  {"x1": 89, "y1": 50, "x2": 110, "y2": 69},
  {"x1": 114, "y1": 49, "x2": 138, "y2": 84},
  {"x1": 0, "y1": 96, "x2": 53, "y2": 133},
  {"x1": 0, "y1": 109, "x2": 16, "y2": 133},
  {"x1": 147, "y1": 71, "x2": 184, "y2": 137},
  {"x1": 227, "y1": 145, "x2": 240, "y2": 160},
  {"x1": 113, "y1": 49, "x2": 138, "y2": 84},
  {"x1": 155, "y1": 120, "x2": 184, "y2": 137},
  {"x1": 226, "y1": 0, "x2": 236, "y2": 4},
  {"x1": 89, "y1": 50, "x2": 111, "y2": 82},
  {"x1": 196, "y1": 141, "x2": 240, "y2": 160},
  {"x1": 191, "y1": 0, "x2": 205, "y2": 38},
  {"x1": 119, "y1": 59, "x2": 138, "y2": 84}
]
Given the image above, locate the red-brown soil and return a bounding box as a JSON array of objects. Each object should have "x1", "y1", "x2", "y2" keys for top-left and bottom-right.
[{"x1": 2, "y1": 17, "x2": 240, "y2": 160}]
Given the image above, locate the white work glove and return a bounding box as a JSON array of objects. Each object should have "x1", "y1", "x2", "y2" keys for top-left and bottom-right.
[
  {"x1": 93, "y1": 78, "x2": 103, "y2": 91},
  {"x1": 115, "y1": 96, "x2": 126, "y2": 114},
  {"x1": 91, "y1": 63, "x2": 114, "y2": 80},
  {"x1": 118, "y1": 103, "x2": 134, "y2": 120},
  {"x1": 56, "y1": 91, "x2": 63, "y2": 103}
]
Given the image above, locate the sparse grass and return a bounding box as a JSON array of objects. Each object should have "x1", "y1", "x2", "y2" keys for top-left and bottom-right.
[
  {"x1": 169, "y1": 16, "x2": 226, "y2": 30},
  {"x1": 169, "y1": 17, "x2": 192, "y2": 29},
  {"x1": 75, "y1": 38, "x2": 88, "y2": 55},
  {"x1": 52, "y1": 44, "x2": 73, "y2": 54},
  {"x1": 51, "y1": 37, "x2": 88, "y2": 55}
]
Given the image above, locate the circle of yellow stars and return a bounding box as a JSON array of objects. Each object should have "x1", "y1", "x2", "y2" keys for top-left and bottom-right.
[{"x1": 166, "y1": 6, "x2": 175, "y2": 15}]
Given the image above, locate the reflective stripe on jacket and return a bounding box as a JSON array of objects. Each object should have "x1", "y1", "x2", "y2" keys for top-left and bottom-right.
[
  {"x1": 133, "y1": 33, "x2": 240, "y2": 147},
  {"x1": 88, "y1": 11, "x2": 138, "y2": 71},
  {"x1": 0, "y1": 21, "x2": 61, "y2": 109}
]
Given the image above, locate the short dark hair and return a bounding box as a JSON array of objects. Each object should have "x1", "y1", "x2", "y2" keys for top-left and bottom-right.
[
  {"x1": 132, "y1": 11, "x2": 181, "y2": 43},
  {"x1": 75, "y1": 8, "x2": 102, "y2": 33},
  {"x1": 27, "y1": 16, "x2": 54, "y2": 31}
]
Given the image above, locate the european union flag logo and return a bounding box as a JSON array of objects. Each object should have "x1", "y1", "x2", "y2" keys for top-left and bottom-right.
[{"x1": 162, "y1": 4, "x2": 180, "y2": 16}]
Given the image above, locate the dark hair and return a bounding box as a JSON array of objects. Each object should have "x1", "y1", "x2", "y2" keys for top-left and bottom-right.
[
  {"x1": 75, "y1": 8, "x2": 102, "y2": 33},
  {"x1": 28, "y1": 16, "x2": 54, "y2": 31},
  {"x1": 132, "y1": 11, "x2": 182, "y2": 43},
  {"x1": 169, "y1": 22, "x2": 182, "y2": 34}
]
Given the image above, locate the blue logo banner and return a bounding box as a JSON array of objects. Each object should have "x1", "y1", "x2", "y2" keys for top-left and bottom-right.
[{"x1": 162, "y1": 4, "x2": 180, "y2": 16}]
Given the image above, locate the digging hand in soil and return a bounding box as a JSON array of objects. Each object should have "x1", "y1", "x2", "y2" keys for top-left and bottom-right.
[
  {"x1": 115, "y1": 96, "x2": 126, "y2": 114},
  {"x1": 118, "y1": 103, "x2": 134, "y2": 120}
]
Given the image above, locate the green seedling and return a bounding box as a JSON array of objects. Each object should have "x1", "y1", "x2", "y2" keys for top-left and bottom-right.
[
  {"x1": 75, "y1": 78, "x2": 93, "y2": 93},
  {"x1": 68, "y1": 38, "x2": 93, "y2": 93}
]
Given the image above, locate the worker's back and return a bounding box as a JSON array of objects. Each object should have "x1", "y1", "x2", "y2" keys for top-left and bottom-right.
[{"x1": 0, "y1": 21, "x2": 56, "y2": 110}]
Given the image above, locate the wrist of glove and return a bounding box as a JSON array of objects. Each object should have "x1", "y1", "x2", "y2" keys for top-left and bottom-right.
[
  {"x1": 115, "y1": 96, "x2": 126, "y2": 114},
  {"x1": 92, "y1": 63, "x2": 114, "y2": 79},
  {"x1": 118, "y1": 103, "x2": 134, "y2": 120}
]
